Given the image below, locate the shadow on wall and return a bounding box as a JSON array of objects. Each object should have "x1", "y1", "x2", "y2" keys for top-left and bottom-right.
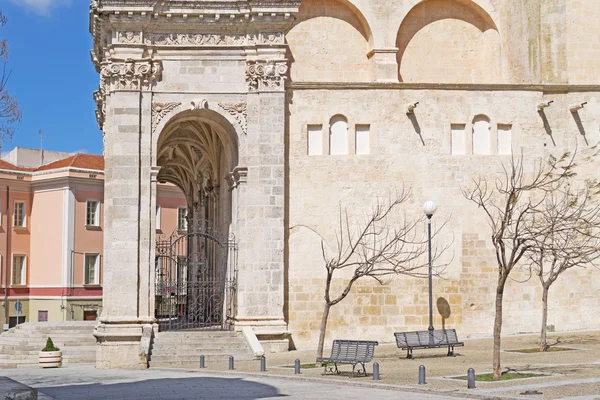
[
  {"x1": 396, "y1": 0, "x2": 500, "y2": 83},
  {"x1": 437, "y1": 297, "x2": 451, "y2": 330},
  {"x1": 38, "y1": 377, "x2": 285, "y2": 399}
]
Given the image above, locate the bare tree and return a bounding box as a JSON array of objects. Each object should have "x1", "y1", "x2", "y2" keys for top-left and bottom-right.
[
  {"x1": 0, "y1": 10, "x2": 21, "y2": 141},
  {"x1": 463, "y1": 152, "x2": 578, "y2": 380},
  {"x1": 310, "y1": 187, "x2": 450, "y2": 361},
  {"x1": 527, "y1": 180, "x2": 600, "y2": 351}
]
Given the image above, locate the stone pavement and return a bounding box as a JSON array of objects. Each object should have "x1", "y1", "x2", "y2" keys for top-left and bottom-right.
[
  {"x1": 0, "y1": 365, "x2": 488, "y2": 400},
  {"x1": 1, "y1": 330, "x2": 599, "y2": 399}
]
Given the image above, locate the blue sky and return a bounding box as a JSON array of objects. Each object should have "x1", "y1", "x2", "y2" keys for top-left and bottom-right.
[{"x1": 1, "y1": 0, "x2": 101, "y2": 155}]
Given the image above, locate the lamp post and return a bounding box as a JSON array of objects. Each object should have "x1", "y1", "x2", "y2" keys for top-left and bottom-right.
[{"x1": 423, "y1": 201, "x2": 437, "y2": 343}]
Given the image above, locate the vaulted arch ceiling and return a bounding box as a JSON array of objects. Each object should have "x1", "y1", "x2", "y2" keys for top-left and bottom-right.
[{"x1": 157, "y1": 119, "x2": 226, "y2": 203}]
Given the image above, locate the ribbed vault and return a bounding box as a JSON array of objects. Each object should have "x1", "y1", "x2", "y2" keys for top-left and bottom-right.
[{"x1": 156, "y1": 110, "x2": 238, "y2": 232}]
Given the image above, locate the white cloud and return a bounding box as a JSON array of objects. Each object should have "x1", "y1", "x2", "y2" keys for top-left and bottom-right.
[{"x1": 8, "y1": 0, "x2": 72, "y2": 17}]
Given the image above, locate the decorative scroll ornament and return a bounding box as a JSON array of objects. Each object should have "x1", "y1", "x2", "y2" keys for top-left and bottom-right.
[
  {"x1": 245, "y1": 60, "x2": 288, "y2": 92},
  {"x1": 218, "y1": 102, "x2": 247, "y2": 135},
  {"x1": 152, "y1": 102, "x2": 181, "y2": 132},
  {"x1": 99, "y1": 59, "x2": 163, "y2": 92}
]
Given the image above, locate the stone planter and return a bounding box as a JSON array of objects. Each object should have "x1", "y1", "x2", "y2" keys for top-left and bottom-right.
[{"x1": 39, "y1": 351, "x2": 62, "y2": 368}]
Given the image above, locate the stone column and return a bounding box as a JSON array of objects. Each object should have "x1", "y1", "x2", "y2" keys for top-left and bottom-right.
[
  {"x1": 93, "y1": 59, "x2": 160, "y2": 369},
  {"x1": 234, "y1": 52, "x2": 288, "y2": 349}
]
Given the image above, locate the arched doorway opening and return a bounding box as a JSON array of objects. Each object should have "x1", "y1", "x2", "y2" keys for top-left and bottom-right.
[{"x1": 154, "y1": 109, "x2": 239, "y2": 331}]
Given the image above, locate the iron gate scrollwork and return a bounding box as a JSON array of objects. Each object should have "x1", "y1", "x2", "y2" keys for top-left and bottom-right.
[{"x1": 155, "y1": 222, "x2": 237, "y2": 331}]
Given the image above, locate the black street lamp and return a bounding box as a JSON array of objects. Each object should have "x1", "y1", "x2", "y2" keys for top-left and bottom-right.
[{"x1": 423, "y1": 201, "x2": 437, "y2": 343}]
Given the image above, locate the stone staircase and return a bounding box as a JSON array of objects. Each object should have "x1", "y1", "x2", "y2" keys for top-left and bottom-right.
[
  {"x1": 0, "y1": 321, "x2": 96, "y2": 368},
  {"x1": 149, "y1": 330, "x2": 256, "y2": 369}
]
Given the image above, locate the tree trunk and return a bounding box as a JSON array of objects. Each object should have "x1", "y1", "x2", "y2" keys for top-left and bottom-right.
[
  {"x1": 316, "y1": 302, "x2": 331, "y2": 362},
  {"x1": 539, "y1": 285, "x2": 549, "y2": 352},
  {"x1": 492, "y1": 280, "x2": 505, "y2": 380}
]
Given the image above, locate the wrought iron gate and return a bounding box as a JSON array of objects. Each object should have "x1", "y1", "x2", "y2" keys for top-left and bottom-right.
[{"x1": 155, "y1": 225, "x2": 237, "y2": 331}]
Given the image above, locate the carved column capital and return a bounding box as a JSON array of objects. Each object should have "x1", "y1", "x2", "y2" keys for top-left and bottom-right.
[
  {"x1": 99, "y1": 58, "x2": 163, "y2": 93},
  {"x1": 246, "y1": 60, "x2": 288, "y2": 92}
]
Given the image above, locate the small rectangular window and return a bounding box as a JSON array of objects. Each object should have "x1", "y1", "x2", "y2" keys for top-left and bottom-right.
[
  {"x1": 355, "y1": 125, "x2": 370, "y2": 155},
  {"x1": 84, "y1": 254, "x2": 99, "y2": 285},
  {"x1": 178, "y1": 207, "x2": 188, "y2": 231},
  {"x1": 86, "y1": 201, "x2": 100, "y2": 226},
  {"x1": 156, "y1": 204, "x2": 162, "y2": 230},
  {"x1": 12, "y1": 255, "x2": 26, "y2": 285},
  {"x1": 451, "y1": 124, "x2": 466, "y2": 155},
  {"x1": 497, "y1": 124, "x2": 513, "y2": 155},
  {"x1": 13, "y1": 202, "x2": 25, "y2": 228},
  {"x1": 307, "y1": 125, "x2": 323, "y2": 156}
]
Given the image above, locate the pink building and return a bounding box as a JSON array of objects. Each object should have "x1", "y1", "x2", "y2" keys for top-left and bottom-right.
[{"x1": 0, "y1": 151, "x2": 186, "y2": 328}]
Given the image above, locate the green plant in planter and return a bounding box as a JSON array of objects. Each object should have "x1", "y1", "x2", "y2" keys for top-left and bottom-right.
[{"x1": 42, "y1": 337, "x2": 60, "y2": 352}]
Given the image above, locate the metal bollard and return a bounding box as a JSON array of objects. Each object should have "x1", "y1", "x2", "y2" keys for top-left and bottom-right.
[
  {"x1": 418, "y1": 365, "x2": 426, "y2": 385},
  {"x1": 294, "y1": 359, "x2": 301, "y2": 374},
  {"x1": 372, "y1": 362, "x2": 380, "y2": 380},
  {"x1": 260, "y1": 356, "x2": 266, "y2": 372},
  {"x1": 229, "y1": 356, "x2": 235, "y2": 370},
  {"x1": 467, "y1": 368, "x2": 476, "y2": 389},
  {"x1": 199, "y1": 355, "x2": 205, "y2": 369}
]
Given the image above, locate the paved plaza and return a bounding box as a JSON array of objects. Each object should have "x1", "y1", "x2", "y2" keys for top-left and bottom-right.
[
  {"x1": 0, "y1": 366, "x2": 478, "y2": 400},
  {"x1": 1, "y1": 331, "x2": 600, "y2": 399}
]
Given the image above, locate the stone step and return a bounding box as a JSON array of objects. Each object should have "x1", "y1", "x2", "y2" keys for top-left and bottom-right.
[
  {"x1": 155, "y1": 332, "x2": 239, "y2": 338},
  {"x1": 152, "y1": 343, "x2": 253, "y2": 354},
  {"x1": 149, "y1": 353, "x2": 255, "y2": 364},
  {"x1": 151, "y1": 339, "x2": 247, "y2": 347}
]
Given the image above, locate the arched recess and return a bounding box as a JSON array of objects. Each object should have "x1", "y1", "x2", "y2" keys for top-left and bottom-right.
[
  {"x1": 156, "y1": 109, "x2": 239, "y2": 233},
  {"x1": 286, "y1": 0, "x2": 374, "y2": 82},
  {"x1": 396, "y1": 0, "x2": 502, "y2": 83},
  {"x1": 329, "y1": 114, "x2": 349, "y2": 155},
  {"x1": 472, "y1": 114, "x2": 491, "y2": 155}
]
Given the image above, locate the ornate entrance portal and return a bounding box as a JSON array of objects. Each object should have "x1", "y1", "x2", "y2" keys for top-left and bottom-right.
[
  {"x1": 90, "y1": 0, "x2": 293, "y2": 369},
  {"x1": 155, "y1": 226, "x2": 237, "y2": 331},
  {"x1": 155, "y1": 109, "x2": 238, "y2": 331}
]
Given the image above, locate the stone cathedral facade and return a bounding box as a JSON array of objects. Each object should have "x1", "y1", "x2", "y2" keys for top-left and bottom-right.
[{"x1": 90, "y1": 0, "x2": 600, "y2": 368}]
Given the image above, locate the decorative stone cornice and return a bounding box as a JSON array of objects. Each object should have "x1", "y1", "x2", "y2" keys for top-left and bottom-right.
[
  {"x1": 218, "y1": 102, "x2": 247, "y2": 135},
  {"x1": 152, "y1": 102, "x2": 181, "y2": 132},
  {"x1": 246, "y1": 60, "x2": 288, "y2": 92},
  {"x1": 89, "y1": 1, "x2": 300, "y2": 67}
]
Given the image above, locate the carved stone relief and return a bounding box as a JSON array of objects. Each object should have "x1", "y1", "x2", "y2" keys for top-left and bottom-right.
[
  {"x1": 152, "y1": 102, "x2": 182, "y2": 132},
  {"x1": 218, "y1": 102, "x2": 248, "y2": 135},
  {"x1": 246, "y1": 60, "x2": 288, "y2": 92},
  {"x1": 118, "y1": 31, "x2": 142, "y2": 44},
  {"x1": 141, "y1": 32, "x2": 284, "y2": 46}
]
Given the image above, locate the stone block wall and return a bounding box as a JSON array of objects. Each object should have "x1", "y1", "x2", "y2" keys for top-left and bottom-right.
[{"x1": 286, "y1": 87, "x2": 600, "y2": 348}]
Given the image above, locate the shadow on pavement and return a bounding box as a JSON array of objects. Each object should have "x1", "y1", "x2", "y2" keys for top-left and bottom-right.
[{"x1": 37, "y1": 376, "x2": 288, "y2": 400}]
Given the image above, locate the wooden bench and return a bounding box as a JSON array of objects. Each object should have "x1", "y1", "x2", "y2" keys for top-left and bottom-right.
[
  {"x1": 316, "y1": 339, "x2": 378, "y2": 376},
  {"x1": 394, "y1": 329, "x2": 464, "y2": 359}
]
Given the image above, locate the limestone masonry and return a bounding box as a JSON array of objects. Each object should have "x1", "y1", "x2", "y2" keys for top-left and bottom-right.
[{"x1": 90, "y1": 0, "x2": 600, "y2": 368}]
